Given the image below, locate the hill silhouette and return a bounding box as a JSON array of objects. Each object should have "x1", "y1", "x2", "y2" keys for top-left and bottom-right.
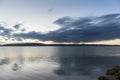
[{"x1": 1, "y1": 43, "x2": 120, "y2": 46}]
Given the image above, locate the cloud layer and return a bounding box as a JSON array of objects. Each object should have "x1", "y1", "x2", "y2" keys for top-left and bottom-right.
[
  {"x1": 49, "y1": 14, "x2": 120, "y2": 42},
  {"x1": 1, "y1": 13, "x2": 120, "y2": 43}
]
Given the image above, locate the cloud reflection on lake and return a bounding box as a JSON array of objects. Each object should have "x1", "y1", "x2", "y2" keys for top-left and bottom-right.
[{"x1": 0, "y1": 46, "x2": 120, "y2": 80}]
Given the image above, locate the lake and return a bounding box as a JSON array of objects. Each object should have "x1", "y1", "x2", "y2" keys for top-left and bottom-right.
[{"x1": 0, "y1": 46, "x2": 120, "y2": 80}]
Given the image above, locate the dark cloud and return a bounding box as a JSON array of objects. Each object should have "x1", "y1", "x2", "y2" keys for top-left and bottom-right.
[
  {"x1": 21, "y1": 28, "x2": 26, "y2": 32},
  {"x1": 0, "y1": 23, "x2": 23, "y2": 37},
  {"x1": 0, "y1": 26, "x2": 13, "y2": 36},
  {"x1": 12, "y1": 14, "x2": 120, "y2": 42},
  {"x1": 1, "y1": 14, "x2": 120, "y2": 43},
  {"x1": 47, "y1": 8, "x2": 54, "y2": 14},
  {"x1": 13, "y1": 31, "x2": 46, "y2": 40},
  {"x1": 44, "y1": 14, "x2": 120, "y2": 42},
  {"x1": 0, "y1": 23, "x2": 25, "y2": 41},
  {"x1": 13, "y1": 24, "x2": 22, "y2": 30}
]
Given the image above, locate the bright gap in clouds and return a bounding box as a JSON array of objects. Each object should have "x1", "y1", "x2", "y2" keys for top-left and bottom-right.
[
  {"x1": 23, "y1": 22, "x2": 60, "y2": 33},
  {"x1": 0, "y1": 20, "x2": 60, "y2": 34}
]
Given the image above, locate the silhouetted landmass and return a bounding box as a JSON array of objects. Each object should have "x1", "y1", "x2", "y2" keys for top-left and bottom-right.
[
  {"x1": 1, "y1": 43, "x2": 45, "y2": 46},
  {"x1": 0, "y1": 43, "x2": 120, "y2": 46}
]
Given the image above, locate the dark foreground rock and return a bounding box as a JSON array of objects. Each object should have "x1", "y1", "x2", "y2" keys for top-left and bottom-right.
[{"x1": 98, "y1": 66, "x2": 120, "y2": 80}]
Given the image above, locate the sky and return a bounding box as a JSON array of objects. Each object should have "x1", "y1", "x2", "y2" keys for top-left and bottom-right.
[{"x1": 0, "y1": 0, "x2": 120, "y2": 44}]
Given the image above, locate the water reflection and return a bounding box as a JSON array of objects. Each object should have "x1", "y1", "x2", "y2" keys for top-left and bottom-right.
[
  {"x1": 0, "y1": 46, "x2": 120, "y2": 80},
  {"x1": 11, "y1": 56, "x2": 24, "y2": 71},
  {"x1": 54, "y1": 46, "x2": 120, "y2": 80},
  {"x1": 0, "y1": 58, "x2": 10, "y2": 66},
  {"x1": 0, "y1": 47, "x2": 61, "y2": 80}
]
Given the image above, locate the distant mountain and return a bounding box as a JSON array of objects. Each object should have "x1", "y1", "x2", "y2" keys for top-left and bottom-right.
[{"x1": 1, "y1": 43, "x2": 120, "y2": 46}]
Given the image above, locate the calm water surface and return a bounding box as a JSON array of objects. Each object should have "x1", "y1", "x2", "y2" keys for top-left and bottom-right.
[{"x1": 0, "y1": 46, "x2": 120, "y2": 80}]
